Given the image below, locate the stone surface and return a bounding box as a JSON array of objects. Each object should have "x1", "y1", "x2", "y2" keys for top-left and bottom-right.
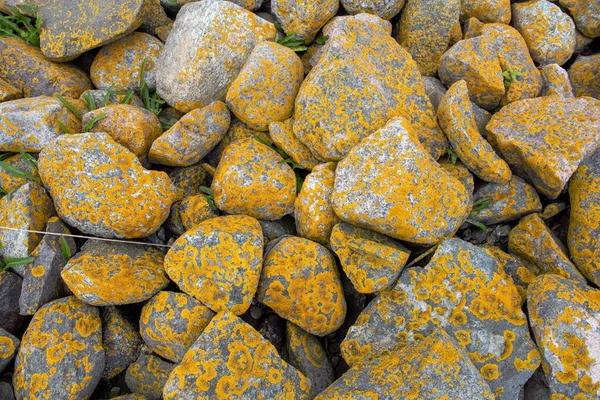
[
  {"x1": 558, "y1": 0, "x2": 600, "y2": 38},
  {"x1": 0, "y1": 328, "x2": 19, "y2": 374},
  {"x1": 228, "y1": 0, "x2": 263, "y2": 10},
  {"x1": 206, "y1": 118, "x2": 269, "y2": 166},
  {"x1": 0, "y1": 154, "x2": 38, "y2": 193},
  {"x1": 0, "y1": 272, "x2": 25, "y2": 334},
  {"x1": 422, "y1": 76, "x2": 447, "y2": 112},
  {"x1": 438, "y1": 158, "x2": 475, "y2": 200},
  {"x1": 165, "y1": 163, "x2": 208, "y2": 198},
  {"x1": 79, "y1": 89, "x2": 145, "y2": 109},
  {"x1": 101, "y1": 306, "x2": 142, "y2": 380},
  {"x1": 485, "y1": 246, "x2": 539, "y2": 304},
  {"x1": 0, "y1": 78, "x2": 21, "y2": 102},
  {"x1": 569, "y1": 54, "x2": 600, "y2": 99},
  {"x1": 126, "y1": 349, "x2": 175, "y2": 400},
  {"x1": 539, "y1": 63, "x2": 574, "y2": 97},
  {"x1": 179, "y1": 194, "x2": 218, "y2": 232},
  {"x1": 340, "y1": 0, "x2": 405, "y2": 19},
  {"x1": 38, "y1": 132, "x2": 177, "y2": 239},
  {"x1": 270, "y1": 119, "x2": 320, "y2": 170},
  {"x1": 460, "y1": 0, "x2": 511, "y2": 23},
  {"x1": 0, "y1": 382, "x2": 14, "y2": 400},
  {"x1": 272, "y1": 0, "x2": 338, "y2": 43}
]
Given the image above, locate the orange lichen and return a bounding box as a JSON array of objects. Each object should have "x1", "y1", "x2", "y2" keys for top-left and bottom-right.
[
  {"x1": 460, "y1": 0, "x2": 511, "y2": 23},
  {"x1": 272, "y1": 0, "x2": 338, "y2": 43},
  {"x1": 269, "y1": 118, "x2": 320, "y2": 170},
  {"x1": 0, "y1": 77, "x2": 21, "y2": 101},
  {"x1": 179, "y1": 194, "x2": 218, "y2": 232},
  {"x1": 0, "y1": 154, "x2": 39, "y2": 192},
  {"x1": 568, "y1": 54, "x2": 600, "y2": 99}
]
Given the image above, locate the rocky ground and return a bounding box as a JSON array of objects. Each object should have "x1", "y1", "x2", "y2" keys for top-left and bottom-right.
[{"x1": 0, "y1": 0, "x2": 598, "y2": 399}]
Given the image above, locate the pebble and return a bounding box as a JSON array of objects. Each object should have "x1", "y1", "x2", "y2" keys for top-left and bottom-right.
[
  {"x1": 272, "y1": 0, "x2": 338, "y2": 43},
  {"x1": 0, "y1": 328, "x2": 19, "y2": 374},
  {"x1": 568, "y1": 53, "x2": 600, "y2": 99},
  {"x1": 100, "y1": 306, "x2": 142, "y2": 380},
  {"x1": 0, "y1": 271, "x2": 25, "y2": 334},
  {"x1": 125, "y1": 348, "x2": 175, "y2": 400}
]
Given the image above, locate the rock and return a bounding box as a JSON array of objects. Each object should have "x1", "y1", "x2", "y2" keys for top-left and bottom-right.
[
  {"x1": 101, "y1": 306, "x2": 142, "y2": 380},
  {"x1": 140, "y1": 291, "x2": 215, "y2": 363},
  {"x1": 396, "y1": 0, "x2": 460, "y2": 76},
  {"x1": 91, "y1": 32, "x2": 163, "y2": 92},
  {"x1": 340, "y1": 0, "x2": 405, "y2": 19},
  {"x1": 460, "y1": 0, "x2": 510, "y2": 23},
  {"x1": 512, "y1": 0, "x2": 576, "y2": 66},
  {"x1": 83, "y1": 104, "x2": 163, "y2": 158},
  {"x1": 258, "y1": 217, "x2": 297, "y2": 242},
  {"x1": 13, "y1": 296, "x2": 104, "y2": 399},
  {"x1": 509, "y1": 213, "x2": 585, "y2": 284},
  {"x1": 332, "y1": 117, "x2": 470, "y2": 245},
  {"x1": 486, "y1": 96, "x2": 600, "y2": 199},
  {"x1": 228, "y1": 0, "x2": 263, "y2": 10},
  {"x1": 0, "y1": 328, "x2": 18, "y2": 374},
  {"x1": 38, "y1": 132, "x2": 178, "y2": 239},
  {"x1": 126, "y1": 349, "x2": 175, "y2": 400},
  {"x1": 437, "y1": 80, "x2": 512, "y2": 183},
  {"x1": 205, "y1": 118, "x2": 270, "y2": 167},
  {"x1": 148, "y1": 101, "x2": 230, "y2": 166},
  {"x1": 141, "y1": 0, "x2": 173, "y2": 38},
  {"x1": 0, "y1": 96, "x2": 85, "y2": 152},
  {"x1": 258, "y1": 312, "x2": 286, "y2": 354},
  {"x1": 539, "y1": 63, "x2": 574, "y2": 97},
  {"x1": 160, "y1": 0, "x2": 195, "y2": 12},
  {"x1": 438, "y1": 158, "x2": 475, "y2": 200},
  {"x1": 330, "y1": 222, "x2": 410, "y2": 294},
  {"x1": 0, "y1": 382, "x2": 14, "y2": 400},
  {"x1": 294, "y1": 13, "x2": 447, "y2": 161},
  {"x1": 269, "y1": 119, "x2": 320, "y2": 170},
  {"x1": 0, "y1": 37, "x2": 92, "y2": 98},
  {"x1": 463, "y1": 16, "x2": 485, "y2": 38},
  {"x1": 271, "y1": 0, "x2": 338, "y2": 43},
  {"x1": 485, "y1": 246, "x2": 539, "y2": 304},
  {"x1": 0, "y1": 153, "x2": 39, "y2": 193},
  {"x1": 211, "y1": 138, "x2": 296, "y2": 220},
  {"x1": 165, "y1": 163, "x2": 208, "y2": 198},
  {"x1": 523, "y1": 368, "x2": 551, "y2": 400},
  {"x1": 156, "y1": 0, "x2": 276, "y2": 112},
  {"x1": 61, "y1": 240, "x2": 169, "y2": 306},
  {"x1": 0, "y1": 272, "x2": 24, "y2": 334},
  {"x1": 36, "y1": 0, "x2": 148, "y2": 61},
  {"x1": 257, "y1": 236, "x2": 345, "y2": 336},
  {"x1": 541, "y1": 202, "x2": 569, "y2": 220},
  {"x1": 319, "y1": 329, "x2": 494, "y2": 399},
  {"x1": 558, "y1": 0, "x2": 600, "y2": 38},
  {"x1": 0, "y1": 78, "x2": 21, "y2": 102},
  {"x1": 164, "y1": 215, "x2": 263, "y2": 315},
  {"x1": 108, "y1": 395, "x2": 147, "y2": 400},
  {"x1": 528, "y1": 274, "x2": 600, "y2": 397},
  {"x1": 163, "y1": 311, "x2": 311, "y2": 399},
  {"x1": 574, "y1": 30, "x2": 594, "y2": 54},
  {"x1": 568, "y1": 54, "x2": 600, "y2": 99},
  {"x1": 422, "y1": 76, "x2": 447, "y2": 112},
  {"x1": 179, "y1": 194, "x2": 218, "y2": 232}
]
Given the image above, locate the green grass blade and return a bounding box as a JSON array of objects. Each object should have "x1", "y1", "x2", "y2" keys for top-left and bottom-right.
[
  {"x1": 470, "y1": 196, "x2": 492, "y2": 214},
  {"x1": 57, "y1": 121, "x2": 71, "y2": 134},
  {"x1": 121, "y1": 91, "x2": 134, "y2": 104},
  {"x1": 0, "y1": 160, "x2": 41, "y2": 183},
  {"x1": 83, "y1": 92, "x2": 97, "y2": 111},
  {"x1": 4, "y1": 256, "x2": 35, "y2": 268},
  {"x1": 198, "y1": 186, "x2": 218, "y2": 210},
  {"x1": 102, "y1": 84, "x2": 114, "y2": 107},
  {"x1": 83, "y1": 113, "x2": 107, "y2": 132},
  {"x1": 60, "y1": 237, "x2": 71, "y2": 261},
  {"x1": 466, "y1": 219, "x2": 487, "y2": 231},
  {"x1": 17, "y1": 146, "x2": 37, "y2": 169},
  {"x1": 55, "y1": 94, "x2": 82, "y2": 120},
  {"x1": 315, "y1": 35, "x2": 329, "y2": 45}
]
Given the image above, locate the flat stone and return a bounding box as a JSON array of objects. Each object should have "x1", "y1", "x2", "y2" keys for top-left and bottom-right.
[
  {"x1": 272, "y1": 0, "x2": 338, "y2": 43},
  {"x1": 269, "y1": 119, "x2": 320, "y2": 170},
  {"x1": 539, "y1": 64, "x2": 574, "y2": 97},
  {"x1": 541, "y1": 202, "x2": 569, "y2": 220},
  {"x1": 569, "y1": 54, "x2": 600, "y2": 99},
  {"x1": 258, "y1": 217, "x2": 297, "y2": 242},
  {"x1": 0, "y1": 78, "x2": 21, "y2": 102},
  {"x1": 460, "y1": 0, "x2": 511, "y2": 23},
  {"x1": 0, "y1": 272, "x2": 25, "y2": 334},
  {"x1": 13, "y1": 296, "x2": 104, "y2": 399},
  {"x1": 101, "y1": 306, "x2": 142, "y2": 380},
  {"x1": 0, "y1": 153, "x2": 38, "y2": 194},
  {"x1": 0, "y1": 328, "x2": 19, "y2": 374},
  {"x1": 558, "y1": 0, "x2": 600, "y2": 38},
  {"x1": 340, "y1": 0, "x2": 405, "y2": 19},
  {"x1": 38, "y1": 132, "x2": 178, "y2": 239},
  {"x1": 332, "y1": 117, "x2": 470, "y2": 245},
  {"x1": 126, "y1": 349, "x2": 175, "y2": 400},
  {"x1": 485, "y1": 246, "x2": 539, "y2": 304}
]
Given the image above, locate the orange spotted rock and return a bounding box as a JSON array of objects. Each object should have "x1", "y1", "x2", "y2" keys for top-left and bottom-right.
[
  {"x1": 463, "y1": 16, "x2": 485, "y2": 38},
  {"x1": 318, "y1": 329, "x2": 494, "y2": 399},
  {"x1": 569, "y1": 53, "x2": 600, "y2": 99},
  {"x1": 0, "y1": 78, "x2": 21, "y2": 102},
  {"x1": 438, "y1": 80, "x2": 511, "y2": 183},
  {"x1": 163, "y1": 311, "x2": 311, "y2": 399},
  {"x1": 558, "y1": 0, "x2": 600, "y2": 38},
  {"x1": 79, "y1": 88, "x2": 145, "y2": 109},
  {"x1": 330, "y1": 222, "x2": 410, "y2": 294},
  {"x1": 575, "y1": 29, "x2": 594, "y2": 54},
  {"x1": 541, "y1": 202, "x2": 568, "y2": 220},
  {"x1": 211, "y1": 138, "x2": 296, "y2": 220},
  {"x1": 61, "y1": 241, "x2": 169, "y2": 306},
  {"x1": 257, "y1": 236, "x2": 346, "y2": 336},
  {"x1": 83, "y1": 104, "x2": 163, "y2": 158},
  {"x1": 36, "y1": 0, "x2": 148, "y2": 61},
  {"x1": 438, "y1": 158, "x2": 475, "y2": 201},
  {"x1": 166, "y1": 163, "x2": 208, "y2": 198},
  {"x1": 149, "y1": 101, "x2": 230, "y2": 166},
  {"x1": 156, "y1": 0, "x2": 276, "y2": 112},
  {"x1": 38, "y1": 132, "x2": 178, "y2": 238},
  {"x1": 539, "y1": 63, "x2": 574, "y2": 97},
  {"x1": 0, "y1": 328, "x2": 19, "y2": 374},
  {"x1": 332, "y1": 117, "x2": 470, "y2": 245},
  {"x1": 340, "y1": 0, "x2": 405, "y2": 19},
  {"x1": 460, "y1": 0, "x2": 511, "y2": 24},
  {"x1": 0, "y1": 153, "x2": 39, "y2": 193},
  {"x1": 13, "y1": 296, "x2": 104, "y2": 400},
  {"x1": 91, "y1": 32, "x2": 163, "y2": 92},
  {"x1": 164, "y1": 215, "x2": 263, "y2": 315},
  {"x1": 272, "y1": 0, "x2": 338, "y2": 43},
  {"x1": 486, "y1": 96, "x2": 600, "y2": 199},
  {"x1": 142, "y1": 0, "x2": 173, "y2": 37},
  {"x1": 0, "y1": 0, "x2": 27, "y2": 14},
  {"x1": 422, "y1": 76, "x2": 447, "y2": 112},
  {"x1": 205, "y1": 118, "x2": 271, "y2": 167},
  {"x1": 101, "y1": 306, "x2": 142, "y2": 380},
  {"x1": 0, "y1": 271, "x2": 25, "y2": 333},
  {"x1": 269, "y1": 119, "x2": 320, "y2": 170},
  {"x1": 140, "y1": 291, "x2": 215, "y2": 363},
  {"x1": 111, "y1": 395, "x2": 148, "y2": 400},
  {"x1": 126, "y1": 349, "x2": 175, "y2": 400},
  {"x1": 294, "y1": 13, "x2": 447, "y2": 161},
  {"x1": 160, "y1": 0, "x2": 197, "y2": 12},
  {"x1": 341, "y1": 238, "x2": 540, "y2": 399},
  {"x1": 509, "y1": 213, "x2": 585, "y2": 284},
  {"x1": 179, "y1": 194, "x2": 218, "y2": 231},
  {"x1": 528, "y1": 274, "x2": 600, "y2": 397},
  {"x1": 228, "y1": 0, "x2": 263, "y2": 10},
  {"x1": 485, "y1": 246, "x2": 539, "y2": 304}
]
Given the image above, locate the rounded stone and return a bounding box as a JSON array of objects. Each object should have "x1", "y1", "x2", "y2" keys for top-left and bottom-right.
[
  {"x1": 272, "y1": 0, "x2": 339, "y2": 43},
  {"x1": 438, "y1": 159, "x2": 475, "y2": 201},
  {"x1": 101, "y1": 306, "x2": 142, "y2": 380},
  {"x1": 126, "y1": 350, "x2": 175, "y2": 400},
  {"x1": 269, "y1": 118, "x2": 320, "y2": 170},
  {"x1": 558, "y1": 0, "x2": 600, "y2": 38},
  {"x1": 460, "y1": 0, "x2": 511, "y2": 24},
  {"x1": 568, "y1": 54, "x2": 600, "y2": 99},
  {"x1": 0, "y1": 327, "x2": 19, "y2": 375},
  {"x1": 539, "y1": 63, "x2": 574, "y2": 97},
  {"x1": 340, "y1": 0, "x2": 405, "y2": 19},
  {"x1": 179, "y1": 195, "x2": 218, "y2": 232}
]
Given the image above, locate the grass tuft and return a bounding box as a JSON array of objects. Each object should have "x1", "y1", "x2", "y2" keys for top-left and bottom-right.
[
  {"x1": 0, "y1": 5, "x2": 41, "y2": 47},
  {"x1": 60, "y1": 237, "x2": 71, "y2": 261},
  {"x1": 55, "y1": 94, "x2": 82, "y2": 120},
  {"x1": 276, "y1": 32, "x2": 308, "y2": 52},
  {"x1": 139, "y1": 58, "x2": 165, "y2": 115},
  {"x1": 83, "y1": 113, "x2": 107, "y2": 132}
]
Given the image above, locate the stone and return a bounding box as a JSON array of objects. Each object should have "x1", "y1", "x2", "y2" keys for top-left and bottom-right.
[
  {"x1": 0, "y1": 382, "x2": 14, "y2": 400},
  {"x1": 318, "y1": 329, "x2": 494, "y2": 399},
  {"x1": 330, "y1": 222, "x2": 410, "y2": 294},
  {"x1": 148, "y1": 101, "x2": 230, "y2": 166},
  {"x1": 91, "y1": 32, "x2": 163, "y2": 92},
  {"x1": 83, "y1": 104, "x2": 163, "y2": 158},
  {"x1": 165, "y1": 163, "x2": 208, "y2": 198},
  {"x1": 0, "y1": 328, "x2": 19, "y2": 374},
  {"x1": 258, "y1": 312, "x2": 286, "y2": 354},
  {"x1": 126, "y1": 349, "x2": 175, "y2": 400},
  {"x1": 340, "y1": 0, "x2": 405, "y2": 19},
  {"x1": 227, "y1": 42, "x2": 303, "y2": 131},
  {"x1": 269, "y1": 119, "x2": 320, "y2": 170},
  {"x1": 179, "y1": 194, "x2": 218, "y2": 232},
  {"x1": 13, "y1": 296, "x2": 104, "y2": 399},
  {"x1": 438, "y1": 158, "x2": 475, "y2": 200},
  {"x1": 332, "y1": 117, "x2": 470, "y2": 245},
  {"x1": 211, "y1": 138, "x2": 296, "y2": 220},
  {"x1": 164, "y1": 215, "x2": 263, "y2": 315},
  {"x1": 485, "y1": 246, "x2": 539, "y2": 304},
  {"x1": 574, "y1": 30, "x2": 594, "y2": 54},
  {"x1": 0, "y1": 37, "x2": 92, "y2": 98},
  {"x1": 141, "y1": 0, "x2": 173, "y2": 38},
  {"x1": 228, "y1": 0, "x2": 263, "y2": 10},
  {"x1": 258, "y1": 217, "x2": 297, "y2": 242},
  {"x1": 486, "y1": 96, "x2": 600, "y2": 199},
  {"x1": 0, "y1": 153, "x2": 39, "y2": 193},
  {"x1": 422, "y1": 76, "x2": 447, "y2": 112},
  {"x1": 156, "y1": 0, "x2": 276, "y2": 112},
  {"x1": 512, "y1": 0, "x2": 576, "y2": 66},
  {"x1": 509, "y1": 213, "x2": 585, "y2": 284},
  {"x1": 541, "y1": 202, "x2": 569, "y2": 220},
  {"x1": 109, "y1": 395, "x2": 147, "y2": 400},
  {"x1": 463, "y1": 16, "x2": 485, "y2": 38},
  {"x1": 341, "y1": 239, "x2": 541, "y2": 399},
  {"x1": 140, "y1": 291, "x2": 215, "y2": 363},
  {"x1": 569, "y1": 54, "x2": 600, "y2": 99},
  {"x1": 272, "y1": 0, "x2": 338, "y2": 43},
  {"x1": 61, "y1": 240, "x2": 169, "y2": 306},
  {"x1": 396, "y1": 0, "x2": 460, "y2": 76},
  {"x1": 558, "y1": 0, "x2": 600, "y2": 38},
  {"x1": 257, "y1": 236, "x2": 346, "y2": 336},
  {"x1": 0, "y1": 272, "x2": 25, "y2": 334},
  {"x1": 528, "y1": 274, "x2": 600, "y2": 397},
  {"x1": 0, "y1": 78, "x2": 21, "y2": 102},
  {"x1": 160, "y1": 0, "x2": 196, "y2": 13},
  {"x1": 539, "y1": 63, "x2": 574, "y2": 97},
  {"x1": 294, "y1": 13, "x2": 447, "y2": 161},
  {"x1": 437, "y1": 80, "x2": 512, "y2": 183},
  {"x1": 36, "y1": 0, "x2": 148, "y2": 61},
  {"x1": 460, "y1": 0, "x2": 511, "y2": 24},
  {"x1": 101, "y1": 306, "x2": 142, "y2": 380},
  {"x1": 163, "y1": 311, "x2": 311, "y2": 399},
  {"x1": 205, "y1": 118, "x2": 270, "y2": 167},
  {"x1": 38, "y1": 132, "x2": 178, "y2": 239}
]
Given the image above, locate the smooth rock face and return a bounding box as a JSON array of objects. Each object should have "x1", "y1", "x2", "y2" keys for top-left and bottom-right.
[
  {"x1": 460, "y1": 0, "x2": 511, "y2": 23},
  {"x1": 0, "y1": 272, "x2": 25, "y2": 334},
  {"x1": 558, "y1": 0, "x2": 600, "y2": 38},
  {"x1": 38, "y1": 132, "x2": 178, "y2": 239},
  {"x1": 13, "y1": 297, "x2": 104, "y2": 400},
  {"x1": 340, "y1": 0, "x2": 405, "y2": 19},
  {"x1": 569, "y1": 54, "x2": 600, "y2": 99},
  {"x1": 0, "y1": 328, "x2": 19, "y2": 374},
  {"x1": 332, "y1": 117, "x2": 470, "y2": 245},
  {"x1": 269, "y1": 119, "x2": 320, "y2": 170},
  {"x1": 272, "y1": 0, "x2": 339, "y2": 43},
  {"x1": 126, "y1": 350, "x2": 175, "y2": 400},
  {"x1": 101, "y1": 306, "x2": 142, "y2": 380},
  {"x1": 156, "y1": 0, "x2": 276, "y2": 112},
  {"x1": 486, "y1": 96, "x2": 600, "y2": 199},
  {"x1": 163, "y1": 311, "x2": 311, "y2": 399}
]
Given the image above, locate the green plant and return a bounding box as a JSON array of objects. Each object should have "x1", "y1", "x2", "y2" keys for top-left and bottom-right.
[
  {"x1": 58, "y1": 122, "x2": 71, "y2": 134},
  {"x1": 83, "y1": 113, "x2": 107, "y2": 132},
  {"x1": 18, "y1": 146, "x2": 37, "y2": 169},
  {"x1": 120, "y1": 91, "x2": 134, "y2": 105},
  {"x1": 0, "y1": 5, "x2": 41, "y2": 47},
  {"x1": 60, "y1": 237, "x2": 71, "y2": 261},
  {"x1": 83, "y1": 92, "x2": 97, "y2": 111},
  {"x1": 465, "y1": 196, "x2": 493, "y2": 231},
  {"x1": 253, "y1": 135, "x2": 307, "y2": 193},
  {"x1": 198, "y1": 186, "x2": 218, "y2": 211},
  {"x1": 139, "y1": 58, "x2": 165, "y2": 115},
  {"x1": 0, "y1": 158, "x2": 41, "y2": 184},
  {"x1": 160, "y1": 119, "x2": 175, "y2": 131},
  {"x1": 55, "y1": 94, "x2": 82, "y2": 120},
  {"x1": 446, "y1": 146, "x2": 458, "y2": 164},
  {"x1": 276, "y1": 32, "x2": 308, "y2": 52},
  {"x1": 0, "y1": 243, "x2": 35, "y2": 270},
  {"x1": 502, "y1": 68, "x2": 523, "y2": 88},
  {"x1": 314, "y1": 35, "x2": 329, "y2": 45}
]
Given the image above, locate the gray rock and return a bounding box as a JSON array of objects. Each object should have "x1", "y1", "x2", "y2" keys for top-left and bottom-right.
[
  {"x1": 258, "y1": 312, "x2": 286, "y2": 354},
  {"x1": 101, "y1": 306, "x2": 142, "y2": 380},
  {"x1": 165, "y1": 163, "x2": 208, "y2": 198},
  {"x1": 558, "y1": 0, "x2": 600, "y2": 38},
  {"x1": 125, "y1": 348, "x2": 175, "y2": 400},
  {"x1": 523, "y1": 368, "x2": 551, "y2": 400},
  {"x1": 0, "y1": 271, "x2": 25, "y2": 334},
  {"x1": 340, "y1": 0, "x2": 406, "y2": 19},
  {"x1": 568, "y1": 54, "x2": 600, "y2": 99},
  {"x1": 0, "y1": 381, "x2": 14, "y2": 400},
  {"x1": 0, "y1": 327, "x2": 19, "y2": 374},
  {"x1": 259, "y1": 217, "x2": 296, "y2": 243},
  {"x1": 422, "y1": 76, "x2": 447, "y2": 112},
  {"x1": 79, "y1": 89, "x2": 145, "y2": 109},
  {"x1": 271, "y1": 0, "x2": 338, "y2": 43},
  {"x1": 539, "y1": 64, "x2": 574, "y2": 97}
]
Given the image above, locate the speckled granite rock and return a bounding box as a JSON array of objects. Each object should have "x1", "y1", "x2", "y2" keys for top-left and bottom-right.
[
  {"x1": 569, "y1": 54, "x2": 600, "y2": 99},
  {"x1": 0, "y1": 271, "x2": 24, "y2": 334},
  {"x1": 205, "y1": 118, "x2": 270, "y2": 167},
  {"x1": 0, "y1": 78, "x2": 21, "y2": 102},
  {"x1": 272, "y1": 0, "x2": 338, "y2": 43},
  {"x1": 485, "y1": 246, "x2": 539, "y2": 304},
  {"x1": 558, "y1": 0, "x2": 600, "y2": 38},
  {"x1": 422, "y1": 76, "x2": 447, "y2": 112},
  {"x1": 101, "y1": 306, "x2": 142, "y2": 380},
  {"x1": 126, "y1": 349, "x2": 175, "y2": 400},
  {"x1": 165, "y1": 163, "x2": 208, "y2": 198},
  {"x1": 0, "y1": 328, "x2": 19, "y2": 374},
  {"x1": 438, "y1": 158, "x2": 475, "y2": 201}
]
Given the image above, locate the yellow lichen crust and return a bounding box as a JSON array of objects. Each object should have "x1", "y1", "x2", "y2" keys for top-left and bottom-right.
[
  {"x1": 269, "y1": 119, "x2": 320, "y2": 170},
  {"x1": 149, "y1": 101, "x2": 231, "y2": 166},
  {"x1": 257, "y1": 236, "x2": 346, "y2": 336},
  {"x1": 125, "y1": 350, "x2": 175, "y2": 399},
  {"x1": 568, "y1": 54, "x2": 600, "y2": 99},
  {"x1": 211, "y1": 138, "x2": 296, "y2": 220},
  {"x1": 179, "y1": 194, "x2": 218, "y2": 232},
  {"x1": 0, "y1": 154, "x2": 39, "y2": 192},
  {"x1": 528, "y1": 274, "x2": 600, "y2": 397},
  {"x1": 205, "y1": 118, "x2": 270, "y2": 167},
  {"x1": 36, "y1": 0, "x2": 148, "y2": 61},
  {"x1": 460, "y1": 0, "x2": 511, "y2": 23},
  {"x1": 0, "y1": 328, "x2": 19, "y2": 373},
  {"x1": 438, "y1": 158, "x2": 475, "y2": 201},
  {"x1": 140, "y1": 291, "x2": 215, "y2": 363},
  {"x1": 100, "y1": 306, "x2": 142, "y2": 380},
  {"x1": 163, "y1": 311, "x2": 311, "y2": 399},
  {"x1": 539, "y1": 64, "x2": 574, "y2": 97},
  {"x1": 164, "y1": 215, "x2": 263, "y2": 315},
  {"x1": 558, "y1": 0, "x2": 600, "y2": 38},
  {"x1": 166, "y1": 163, "x2": 208, "y2": 198},
  {"x1": 61, "y1": 240, "x2": 169, "y2": 306},
  {"x1": 330, "y1": 222, "x2": 410, "y2": 294},
  {"x1": 227, "y1": 0, "x2": 262, "y2": 10},
  {"x1": 485, "y1": 246, "x2": 540, "y2": 304},
  {"x1": 142, "y1": 0, "x2": 173, "y2": 37},
  {"x1": 332, "y1": 117, "x2": 470, "y2": 245},
  {"x1": 0, "y1": 77, "x2": 21, "y2": 102},
  {"x1": 341, "y1": 238, "x2": 540, "y2": 399},
  {"x1": 38, "y1": 132, "x2": 177, "y2": 239},
  {"x1": 13, "y1": 296, "x2": 104, "y2": 400},
  {"x1": 272, "y1": 0, "x2": 339, "y2": 43},
  {"x1": 340, "y1": 0, "x2": 405, "y2": 20},
  {"x1": 463, "y1": 17, "x2": 485, "y2": 39}
]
